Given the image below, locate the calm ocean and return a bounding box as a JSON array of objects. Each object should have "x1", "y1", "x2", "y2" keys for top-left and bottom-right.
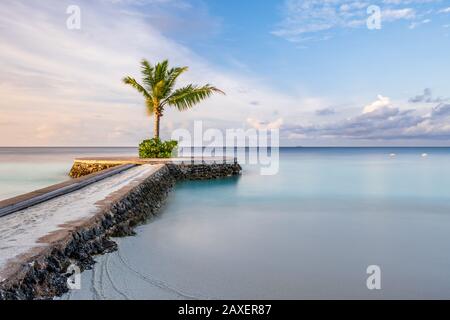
[
  {"x1": 0, "y1": 147, "x2": 137, "y2": 201},
  {"x1": 2, "y1": 147, "x2": 450, "y2": 299}
]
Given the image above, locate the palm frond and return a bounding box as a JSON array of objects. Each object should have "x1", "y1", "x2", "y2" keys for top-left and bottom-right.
[
  {"x1": 154, "y1": 60, "x2": 169, "y2": 84},
  {"x1": 141, "y1": 59, "x2": 155, "y2": 88},
  {"x1": 162, "y1": 66, "x2": 188, "y2": 98},
  {"x1": 153, "y1": 80, "x2": 166, "y2": 99},
  {"x1": 122, "y1": 76, "x2": 152, "y2": 99},
  {"x1": 165, "y1": 84, "x2": 224, "y2": 111}
]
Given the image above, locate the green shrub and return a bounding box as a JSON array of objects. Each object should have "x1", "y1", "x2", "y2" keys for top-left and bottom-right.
[{"x1": 139, "y1": 138, "x2": 178, "y2": 159}]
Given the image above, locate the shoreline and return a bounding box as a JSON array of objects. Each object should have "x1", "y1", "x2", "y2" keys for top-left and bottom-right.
[{"x1": 0, "y1": 159, "x2": 241, "y2": 300}]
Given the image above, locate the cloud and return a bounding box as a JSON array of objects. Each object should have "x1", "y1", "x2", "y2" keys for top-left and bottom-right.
[
  {"x1": 382, "y1": 8, "x2": 416, "y2": 21},
  {"x1": 271, "y1": 0, "x2": 368, "y2": 42},
  {"x1": 101, "y1": 0, "x2": 193, "y2": 10},
  {"x1": 247, "y1": 118, "x2": 284, "y2": 130},
  {"x1": 284, "y1": 95, "x2": 450, "y2": 140},
  {"x1": 315, "y1": 107, "x2": 336, "y2": 116},
  {"x1": 439, "y1": 7, "x2": 450, "y2": 13},
  {"x1": 362, "y1": 95, "x2": 392, "y2": 113},
  {"x1": 409, "y1": 88, "x2": 447, "y2": 103},
  {"x1": 409, "y1": 18, "x2": 431, "y2": 29},
  {"x1": 272, "y1": 0, "x2": 436, "y2": 43},
  {"x1": 383, "y1": 0, "x2": 442, "y2": 4},
  {"x1": 431, "y1": 103, "x2": 450, "y2": 117}
]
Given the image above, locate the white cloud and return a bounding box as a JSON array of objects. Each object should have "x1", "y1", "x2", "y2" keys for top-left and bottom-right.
[
  {"x1": 382, "y1": 8, "x2": 416, "y2": 21},
  {"x1": 383, "y1": 0, "x2": 441, "y2": 4},
  {"x1": 383, "y1": 0, "x2": 439, "y2": 4},
  {"x1": 271, "y1": 0, "x2": 367, "y2": 42},
  {"x1": 363, "y1": 95, "x2": 392, "y2": 113},
  {"x1": 284, "y1": 95, "x2": 450, "y2": 141},
  {"x1": 409, "y1": 18, "x2": 431, "y2": 29},
  {"x1": 246, "y1": 118, "x2": 284, "y2": 130},
  {"x1": 273, "y1": 0, "x2": 436, "y2": 43}
]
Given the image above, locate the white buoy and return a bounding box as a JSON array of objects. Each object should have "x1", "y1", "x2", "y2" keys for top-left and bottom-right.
[
  {"x1": 389, "y1": 153, "x2": 396, "y2": 157},
  {"x1": 421, "y1": 153, "x2": 428, "y2": 157}
]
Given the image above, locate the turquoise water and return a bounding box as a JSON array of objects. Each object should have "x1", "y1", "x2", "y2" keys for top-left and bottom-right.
[
  {"x1": 2, "y1": 148, "x2": 450, "y2": 299},
  {"x1": 0, "y1": 147, "x2": 137, "y2": 200},
  {"x1": 61, "y1": 147, "x2": 450, "y2": 299}
]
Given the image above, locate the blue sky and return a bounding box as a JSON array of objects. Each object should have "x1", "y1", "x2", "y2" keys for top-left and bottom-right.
[
  {"x1": 173, "y1": 0, "x2": 450, "y2": 99},
  {"x1": 0, "y1": 0, "x2": 450, "y2": 146}
]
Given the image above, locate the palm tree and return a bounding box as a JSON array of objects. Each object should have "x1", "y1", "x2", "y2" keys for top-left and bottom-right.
[{"x1": 123, "y1": 59, "x2": 224, "y2": 139}]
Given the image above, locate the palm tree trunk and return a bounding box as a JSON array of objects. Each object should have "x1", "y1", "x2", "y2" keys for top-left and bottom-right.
[{"x1": 154, "y1": 114, "x2": 160, "y2": 139}]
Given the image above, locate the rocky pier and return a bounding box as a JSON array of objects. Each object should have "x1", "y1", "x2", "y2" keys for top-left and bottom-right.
[{"x1": 0, "y1": 159, "x2": 241, "y2": 300}]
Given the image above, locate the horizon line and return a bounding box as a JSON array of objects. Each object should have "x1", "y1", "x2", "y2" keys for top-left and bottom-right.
[{"x1": 1, "y1": 146, "x2": 450, "y2": 148}]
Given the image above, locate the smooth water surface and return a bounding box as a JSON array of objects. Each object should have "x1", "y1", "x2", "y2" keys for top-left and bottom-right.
[
  {"x1": 59, "y1": 147, "x2": 450, "y2": 299},
  {"x1": 0, "y1": 147, "x2": 136, "y2": 201}
]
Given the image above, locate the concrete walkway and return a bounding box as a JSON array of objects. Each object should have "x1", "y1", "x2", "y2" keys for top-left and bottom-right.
[
  {"x1": 0, "y1": 164, "x2": 163, "y2": 282},
  {"x1": 0, "y1": 164, "x2": 136, "y2": 217}
]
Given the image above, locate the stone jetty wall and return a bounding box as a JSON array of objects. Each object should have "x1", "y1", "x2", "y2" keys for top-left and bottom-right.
[
  {"x1": 167, "y1": 163, "x2": 242, "y2": 180},
  {"x1": 69, "y1": 160, "x2": 242, "y2": 180},
  {"x1": 0, "y1": 162, "x2": 241, "y2": 300}
]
